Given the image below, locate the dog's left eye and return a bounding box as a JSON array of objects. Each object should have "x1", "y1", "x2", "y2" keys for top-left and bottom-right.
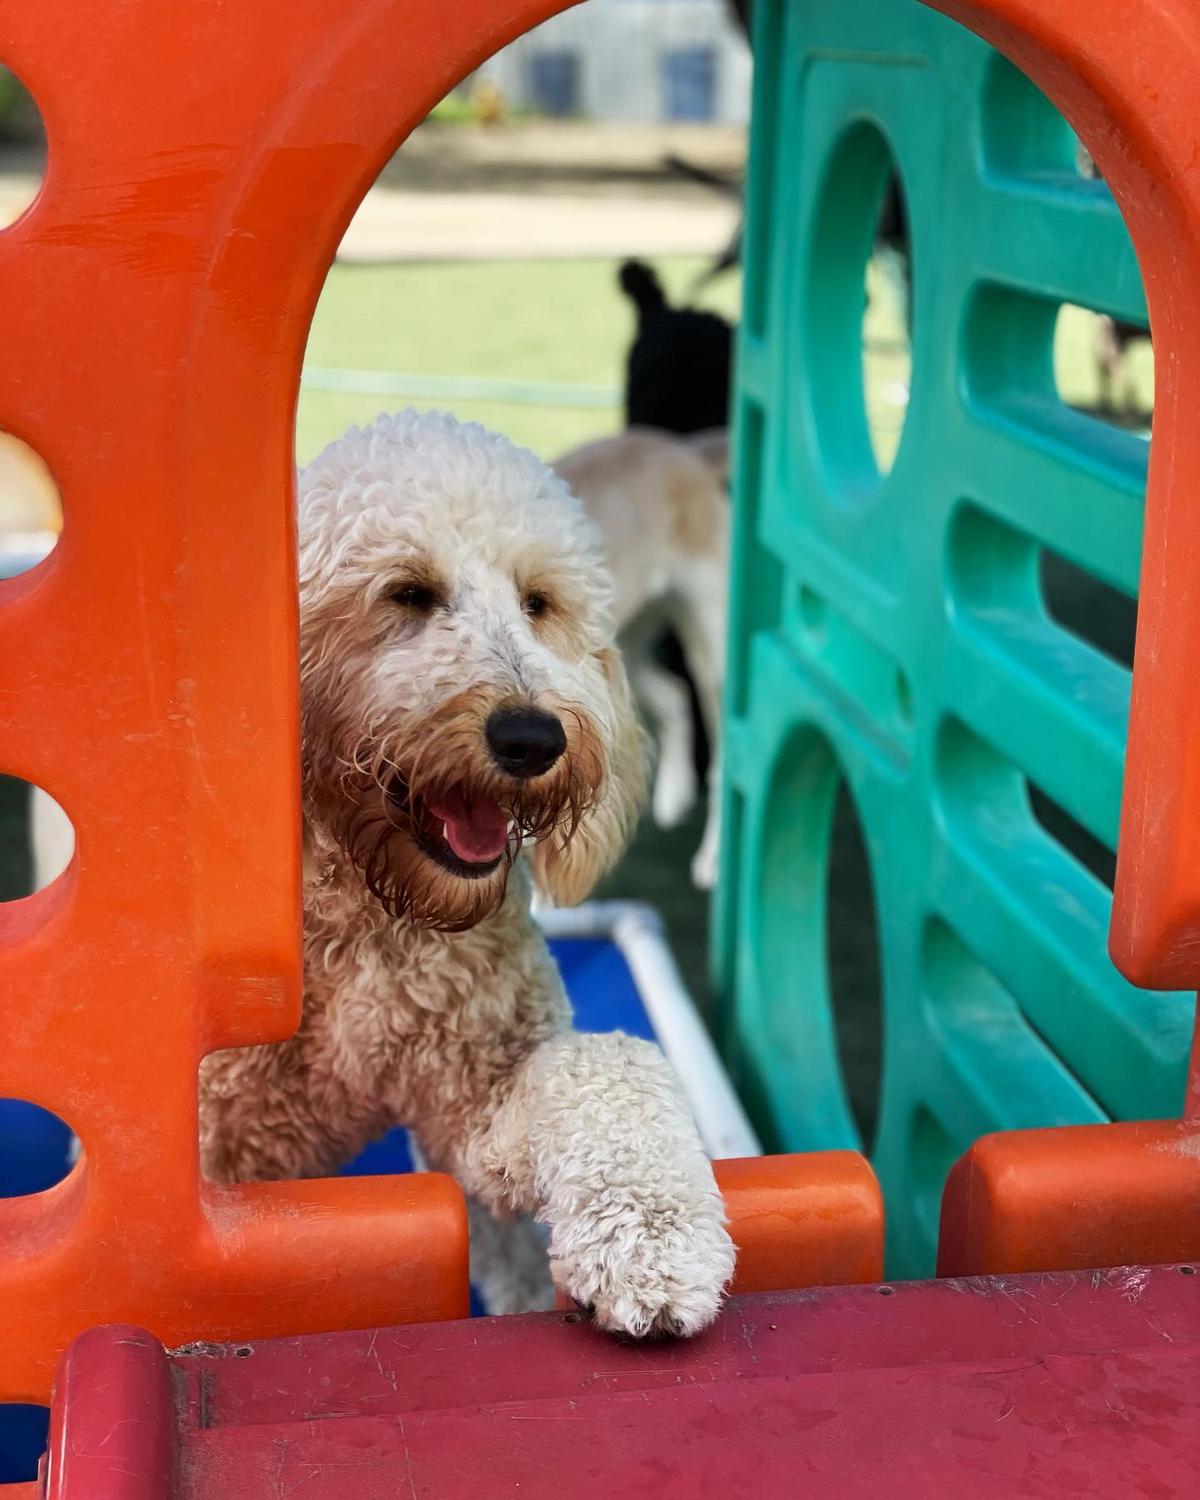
[
  {"x1": 524, "y1": 591, "x2": 549, "y2": 619},
  {"x1": 392, "y1": 584, "x2": 437, "y2": 611}
]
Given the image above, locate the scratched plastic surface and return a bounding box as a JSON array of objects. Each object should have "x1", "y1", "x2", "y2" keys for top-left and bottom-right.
[{"x1": 42, "y1": 1268, "x2": 1200, "y2": 1498}]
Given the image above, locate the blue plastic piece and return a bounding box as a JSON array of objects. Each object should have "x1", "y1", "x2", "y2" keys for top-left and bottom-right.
[
  {"x1": 0, "y1": 1405, "x2": 47, "y2": 1485},
  {"x1": 0, "y1": 1101, "x2": 72, "y2": 1198},
  {"x1": 550, "y1": 936, "x2": 656, "y2": 1041}
]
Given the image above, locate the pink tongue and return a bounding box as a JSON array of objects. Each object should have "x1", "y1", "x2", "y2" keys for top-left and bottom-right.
[{"x1": 427, "y1": 790, "x2": 509, "y2": 864}]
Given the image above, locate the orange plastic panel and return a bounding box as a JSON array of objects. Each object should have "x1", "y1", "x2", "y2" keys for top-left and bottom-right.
[
  {"x1": 0, "y1": 0, "x2": 579, "y2": 1406},
  {"x1": 937, "y1": 1121, "x2": 1200, "y2": 1277},
  {"x1": 718, "y1": 1152, "x2": 884, "y2": 1291}
]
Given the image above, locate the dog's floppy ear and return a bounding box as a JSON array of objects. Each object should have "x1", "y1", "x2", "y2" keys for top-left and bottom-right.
[{"x1": 534, "y1": 647, "x2": 648, "y2": 907}]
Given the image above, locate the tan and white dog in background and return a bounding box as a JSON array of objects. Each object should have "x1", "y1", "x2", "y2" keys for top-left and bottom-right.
[{"x1": 553, "y1": 426, "x2": 729, "y2": 890}]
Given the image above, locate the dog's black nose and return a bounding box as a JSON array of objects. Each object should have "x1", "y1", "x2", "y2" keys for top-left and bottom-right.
[{"x1": 486, "y1": 707, "x2": 567, "y2": 779}]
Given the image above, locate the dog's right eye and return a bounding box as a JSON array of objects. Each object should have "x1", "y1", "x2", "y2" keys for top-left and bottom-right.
[{"x1": 391, "y1": 584, "x2": 437, "y2": 611}]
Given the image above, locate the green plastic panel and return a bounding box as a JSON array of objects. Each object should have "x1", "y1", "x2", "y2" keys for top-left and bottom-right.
[{"x1": 714, "y1": 0, "x2": 1192, "y2": 1276}]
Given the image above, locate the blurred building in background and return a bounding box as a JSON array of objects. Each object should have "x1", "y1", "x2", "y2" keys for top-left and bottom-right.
[{"x1": 474, "y1": 0, "x2": 751, "y2": 124}]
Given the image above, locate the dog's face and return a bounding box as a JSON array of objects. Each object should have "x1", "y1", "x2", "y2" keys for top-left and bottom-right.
[{"x1": 298, "y1": 411, "x2": 646, "y2": 930}]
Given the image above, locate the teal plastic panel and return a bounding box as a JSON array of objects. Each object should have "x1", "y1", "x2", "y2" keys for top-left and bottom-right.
[{"x1": 713, "y1": 0, "x2": 1191, "y2": 1276}]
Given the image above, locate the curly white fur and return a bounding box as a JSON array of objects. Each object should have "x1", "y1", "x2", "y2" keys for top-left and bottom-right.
[{"x1": 198, "y1": 410, "x2": 735, "y2": 1337}]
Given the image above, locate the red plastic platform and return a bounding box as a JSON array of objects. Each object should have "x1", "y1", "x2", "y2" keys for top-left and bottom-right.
[{"x1": 39, "y1": 1267, "x2": 1200, "y2": 1498}]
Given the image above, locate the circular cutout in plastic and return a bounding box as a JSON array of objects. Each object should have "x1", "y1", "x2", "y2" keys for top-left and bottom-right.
[
  {"x1": 750, "y1": 727, "x2": 883, "y2": 1151},
  {"x1": 805, "y1": 124, "x2": 912, "y2": 501},
  {"x1": 0, "y1": 777, "x2": 73, "y2": 898},
  {"x1": 0, "y1": 433, "x2": 61, "y2": 578},
  {"x1": 825, "y1": 780, "x2": 884, "y2": 1150},
  {"x1": 0, "y1": 1098, "x2": 73, "y2": 1198},
  {"x1": 0, "y1": 66, "x2": 46, "y2": 232}
]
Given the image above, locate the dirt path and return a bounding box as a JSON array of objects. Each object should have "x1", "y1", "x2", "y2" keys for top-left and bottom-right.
[
  {"x1": 339, "y1": 186, "x2": 736, "y2": 261},
  {"x1": 1, "y1": 121, "x2": 746, "y2": 258}
]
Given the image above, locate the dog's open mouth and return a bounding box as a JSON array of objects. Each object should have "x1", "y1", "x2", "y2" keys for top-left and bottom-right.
[{"x1": 388, "y1": 778, "x2": 511, "y2": 879}]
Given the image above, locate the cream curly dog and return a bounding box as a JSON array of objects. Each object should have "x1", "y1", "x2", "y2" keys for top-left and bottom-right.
[{"x1": 193, "y1": 409, "x2": 735, "y2": 1337}]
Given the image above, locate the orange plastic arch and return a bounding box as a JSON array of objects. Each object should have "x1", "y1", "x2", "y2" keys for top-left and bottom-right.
[{"x1": 0, "y1": 0, "x2": 583, "y2": 1409}]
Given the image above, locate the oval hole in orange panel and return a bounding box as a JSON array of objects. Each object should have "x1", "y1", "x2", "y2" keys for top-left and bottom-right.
[
  {"x1": 0, "y1": 63, "x2": 46, "y2": 234},
  {"x1": 0, "y1": 778, "x2": 72, "y2": 900},
  {"x1": 0, "y1": 433, "x2": 61, "y2": 578}
]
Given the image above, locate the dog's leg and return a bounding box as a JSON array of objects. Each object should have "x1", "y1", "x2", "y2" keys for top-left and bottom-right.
[
  {"x1": 630, "y1": 652, "x2": 698, "y2": 829},
  {"x1": 407, "y1": 1135, "x2": 555, "y2": 1315},
  {"x1": 674, "y1": 564, "x2": 727, "y2": 890},
  {"x1": 198, "y1": 1041, "x2": 389, "y2": 1186},
  {"x1": 690, "y1": 748, "x2": 722, "y2": 891},
  {"x1": 425, "y1": 1031, "x2": 734, "y2": 1338},
  {"x1": 465, "y1": 1198, "x2": 555, "y2": 1315}
]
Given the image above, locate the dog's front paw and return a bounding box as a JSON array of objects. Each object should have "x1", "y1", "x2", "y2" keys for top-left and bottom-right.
[{"x1": 550, "y1": 1187, "x2": 735, "y2": 1338}]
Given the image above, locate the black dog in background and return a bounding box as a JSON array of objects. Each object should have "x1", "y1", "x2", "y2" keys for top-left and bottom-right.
[
  {"x1": 619, "y1": 259, "x2": 734, "y2": 785},
  {"x1": 620, "y1": 260, "x2": 733, "y2": 434}
]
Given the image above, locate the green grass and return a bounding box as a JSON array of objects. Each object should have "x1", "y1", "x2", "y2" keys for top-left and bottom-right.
[
  {"x1": 298, "y1": 256, "x2": 742, "y2": 465},
  {"x1": 301, "y1": 254, "x2": 1149, "y2": 472},
  {"x1": 427, "y1": 93, "x2": 478, "y2": 126},
  {"x1": 1055, "y1": 301, "x2": 1154, "y2": 414}
]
